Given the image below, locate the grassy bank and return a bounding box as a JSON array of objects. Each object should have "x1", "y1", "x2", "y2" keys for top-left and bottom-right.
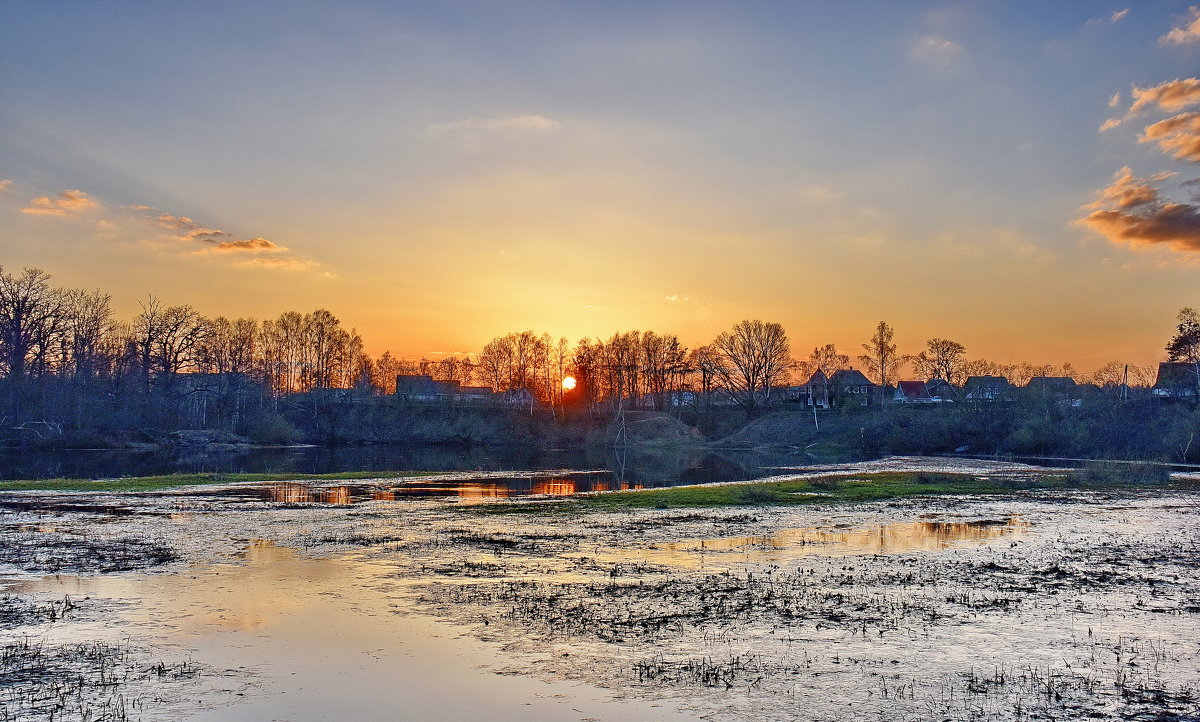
[
  {"x1": 477, "y1": 465, "x2": 1191, "y2": 514},
  {"x1": 0, "y1": 470, "x2": 440, "y2": 493}
]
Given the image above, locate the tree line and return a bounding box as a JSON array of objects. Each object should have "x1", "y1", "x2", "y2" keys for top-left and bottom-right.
[{"x1": 0, "y1": 265, "x2": 1164, "y2": 434}]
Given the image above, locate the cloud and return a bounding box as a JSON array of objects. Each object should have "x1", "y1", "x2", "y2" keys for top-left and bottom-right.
[
  {"x1": 428, "y1": 114, "x2": 562, "y2": 135},
  {"x1": 206, "y1": 237, "x2": 286, "y2": 254},
  {"x1": 1088, "y1": 8, "x2": 1130, "y2": 26},
  {"x1": 0, "y1": 180, "x2": 11, "y2": 193},
  {"x1": 1077, "y1": 167, "x2": 1200, "y2": 252},
  {"x1": 123, "y1": 204, "x2": 313, "y2": 270},
  {"x1": 665, "y1": 294, "x2": 690, "y2": 303},
  {"x1": 1103, "y1": 79, "x2": 1200, "y2": 131},
  {"x1": 21, "y1": 189, "x2": 100, "y2": 216},
  {"x1": 1161, "y1": 6, "x2": 1200, "y2": 45},
  {"x1": 236, "y1": 256, "x2": 318, "y2": 270},
  {"x1": 908, "y1": 35, "x2": 966, "y2": 74},
  {"x1": 1085, "y1": 167, "x2": 1163, "y2": 210},
  {"x1": 1130, "y1": 78, "x2": 1200, "y2": 114},
  {"x1": 1140, "y1": 112, "x2": 1200, "y2": 162}
]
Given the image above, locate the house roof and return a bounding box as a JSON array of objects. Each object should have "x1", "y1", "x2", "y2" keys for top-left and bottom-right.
[
  {"x1": 803, "y1": 370, "x2": 828, "y2": 386},
  {"x1": 829, "y1": 368, "x2": 874, "y2": 386},
  {"x1": 963, "y1": 375, "x2": 1011, "y2": 389},
  {"x1": 1026, "y1": 376, "x2": 1077, "y2": 392},
  {"x1": 896, "y1": 380, "x2": 932, "y2": 400},
  {"x1": 1153, "y1": 362, "x2": 1199, "y2": 389}
]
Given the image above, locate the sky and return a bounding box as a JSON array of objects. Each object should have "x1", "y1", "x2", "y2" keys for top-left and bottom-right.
[{"x1": 3, "y1": 1, "x2": 1200, "y2": 370}]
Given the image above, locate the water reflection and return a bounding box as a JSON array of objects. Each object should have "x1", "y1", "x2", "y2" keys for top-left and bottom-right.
[
  {"x1": 242, "y1": 475, "x2": 647, "y2": 505},
  {"x1": 655, "y1": 516, "x2": 1029, "y2": 561}
]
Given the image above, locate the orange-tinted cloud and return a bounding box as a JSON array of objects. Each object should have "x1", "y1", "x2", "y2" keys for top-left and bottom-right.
[
  {"x1": 1161, "y1": 6, "x2": 1200, "y2": 45},
  {"x1": 208, "y1": 237, "x2": 285, "y2": 253},
  {"x1": 236, "y1": 256, "x2": 316, "y2": 270},
  {"x1": 0, "y1": 180, "x2": 11, "y2": 193},
  {"x1": 1077, "y1": 168, "x2": 1200, "y2": 252},
  {"x1": 125, "y1": 203, "x2": 312, "y2": 270},
  {"x1": 1141, "y1": 112, "x2": 1200, "y2": 162},
  {"x1": 21, "y1": 189, "x2": 100, "y2": 216},
  {"x1": 1130, "y1": 78, "x2": 1200, "y2": 114}
]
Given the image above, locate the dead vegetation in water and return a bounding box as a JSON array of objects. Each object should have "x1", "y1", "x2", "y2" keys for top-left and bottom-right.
[
  {"x1": 408, "y1": 496, "x2": 1200, "y2": 721},
  {"x1": 0, "y1": 636, "x2": 217, "y2": 722},
  {"x1": 0, "y1": 525, "x2": 177, "y2": 574},
  {"x1": 0, "y1": 596, "x2": 76, "y2": 629}
]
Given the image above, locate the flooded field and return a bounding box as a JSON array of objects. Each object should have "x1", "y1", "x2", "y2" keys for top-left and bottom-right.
[{"x1": 0, "y1": 457, "x2": 1197, "y2": 720}]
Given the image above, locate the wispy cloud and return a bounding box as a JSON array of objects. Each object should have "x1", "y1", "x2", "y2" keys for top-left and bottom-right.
[
  {"x1": 21, "y1": 189, "x2": 100, "y2": 216},
  {"x1": 122, "y1": 203, "x2": 315, "y2": 271},
  {"x1": 1161, "y1": 6, "x2": 1200, "y2": 45},
  {"x1": 1087, "y1": 8, "x2": 1130, "y2": 26},
  {"x1": 908, "y1": 35, "x2": 966, "y2": 75},
  {"x1": 665, "y1": 294, "x2": 690, "y2": 303},
  {"x1": 1077, "y1": 167, "x2": 1200, "y2": 252},
  {"x1": 427, "y1": 114, "x2": 562, "y2": 135},
  {"x1": 1140, "y1": 112, "x2": 1200, "y2": 162},
  {"x1": 0, "y1": 180, "x2": 11, "y2": 193}
]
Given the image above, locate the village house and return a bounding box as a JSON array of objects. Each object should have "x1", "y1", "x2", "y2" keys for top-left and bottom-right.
[
  {"x1": 893, "y1": 380, "x2": 934, "y2": 404},
  {"x1": 963, "y1": 375, "x2": 1012, "y2": 401},
  {"x1": 925, "y1": 378, "x2": 957, "y2": 402},
  {"x1": 1151, "y1": 362, "x2": 1200, "y2": 399},
  {"x1": 1025, "y1": 376, "x2": 1082, "y2": 406},
  {"x1": 828, "y1": 368, "x2": 877, "y2": 407}
]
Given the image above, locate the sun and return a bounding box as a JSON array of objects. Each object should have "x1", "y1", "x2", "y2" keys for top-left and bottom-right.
[{"x1": 562, "y1": 376, "x2": 577, "y2": 390}]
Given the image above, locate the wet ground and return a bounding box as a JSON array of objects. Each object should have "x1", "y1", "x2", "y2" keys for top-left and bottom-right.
[{"x1": 0, "y1": 457, "x2": 1197, "y2": 720}]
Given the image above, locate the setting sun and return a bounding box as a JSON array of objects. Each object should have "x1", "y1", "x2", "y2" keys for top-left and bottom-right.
[{"x1": 562, "y1": 376, "x2": 577, "y2": 390}]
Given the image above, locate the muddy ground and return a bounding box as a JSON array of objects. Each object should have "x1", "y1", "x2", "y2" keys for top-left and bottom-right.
[{"x1": 0, "y1": 461, "x2": 1197, "y2": 721}]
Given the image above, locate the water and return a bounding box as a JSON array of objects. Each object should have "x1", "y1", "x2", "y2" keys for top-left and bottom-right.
[{"x1": 0, "y1": 442, "x2": 858, "y2": 488}]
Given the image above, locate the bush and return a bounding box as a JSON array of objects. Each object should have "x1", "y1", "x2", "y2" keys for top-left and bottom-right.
[
  {"x1": 242, "y1": 413, "x2": 302, "y2": 445},
  {"x1": 1074, "y1": 461, "x2": 1171, "y2": 485}
]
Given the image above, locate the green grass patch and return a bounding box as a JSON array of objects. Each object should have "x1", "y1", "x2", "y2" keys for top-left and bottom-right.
[
  {"x1": 469, "y1": 468, "x2": 1186, "y2": 515},
  {"x1": 0, "y1": 470, "x2": 444, "y2": 493}
]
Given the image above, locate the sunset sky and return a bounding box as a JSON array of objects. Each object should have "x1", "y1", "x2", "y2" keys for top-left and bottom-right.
[{"x1": 3, "y1": 2, "x2": 1200, "y2": 370}]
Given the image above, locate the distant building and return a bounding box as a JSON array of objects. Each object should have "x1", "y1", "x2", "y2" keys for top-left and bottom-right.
[
  {"x1": 926, "y1": 378, "x2": 957, "y2": 402},
  {"x1": 829, "y1": 368, "x2": 877, "y2": 407},
  {"x1": 893, "y1": 380, "x2": 934, "y2": 404},
  {"x1": 806, "y1": 370, "x2": 831, "y2": 408},
  {"x1": 394, "y1": 374, "x2": 445, "y2": 401},
  {"x1": 963, "y1": 376, "x2": 1012, "y2": 401},
  {"x1": 1025, "y1": 376, "x2": 1081, "y2": 404},
  {"x1": 1152, "y1": 362, "x2": 1200, "y2": 399}
]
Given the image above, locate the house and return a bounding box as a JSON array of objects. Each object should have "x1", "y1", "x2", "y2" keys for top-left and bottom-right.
[
  {"x1": 503, "y1": 388, "x2": 537, "y2": 409},
  {"x1": 828, "y1": 368, "x2": 877, "y2": 406},
  {"x1": 458, "y1": 386, "x2": 498, "y2": 404},
  {"x1": 799, "y1": 370, "x2": 830, "y2": 408},
  {"x1": 963, "y1": 376, "x2": 1012, "y2": 401},
  {"x1": 1152, "y1": 362, "x2": 1200, "y2": 399},
  {"x1": 893, "y1": 380, "x2": 934, "y2": 404},
  {"x1": 1025, "y1": 376, "x2": 1082, "y2": 406},
  {"x1": 926, "y1": 378, "x2": 957, "y2": 402},
  {"x1": 395, "y1": 374, "x2": 445, "y2": 401}
]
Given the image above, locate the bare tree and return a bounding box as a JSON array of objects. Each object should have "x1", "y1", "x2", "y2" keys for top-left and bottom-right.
[
  {"x1": 912, "y1": 338, "x2": 967, "y2": 384},
  {"x1": 711, "y1": 319, "x2": 791, "y2": 415},
  {"x1": 806, "y1": 343, "x2": 850, "y2": 379},
  {"x1": 858, "y1": 321, "x2": 906, "y2": 402},
  {"x1": 0, "y1": 267, "x2": 65, "y2": 381}
]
